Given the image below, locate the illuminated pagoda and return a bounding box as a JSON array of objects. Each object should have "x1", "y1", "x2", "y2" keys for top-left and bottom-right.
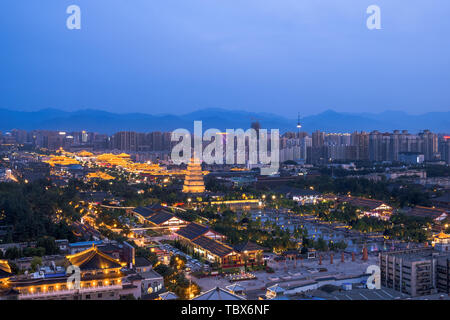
[{"x1": 182, "y1": 157, "x2": 205, "y2": 194}]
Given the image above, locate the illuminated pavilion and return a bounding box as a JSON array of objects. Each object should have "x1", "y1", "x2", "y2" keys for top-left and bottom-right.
[
  {"x1": 182, "y1": 158, "x2": 205, "y2": 194},
  {"x1": 0, "y1": 260, "x2": 12, "y2": 286},
  {"x1": 10, "y1": 246, "x2": 128, "y2": 300}
]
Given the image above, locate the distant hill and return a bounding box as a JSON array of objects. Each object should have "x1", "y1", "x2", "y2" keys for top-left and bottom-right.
[{"x1": 0, "y1": 108, "x2": 448, "y2": 134}]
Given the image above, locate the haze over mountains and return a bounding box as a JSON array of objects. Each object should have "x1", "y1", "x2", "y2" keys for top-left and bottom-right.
[{"x1": 0, "y1": 108, "x2": 448, "y2": 135}]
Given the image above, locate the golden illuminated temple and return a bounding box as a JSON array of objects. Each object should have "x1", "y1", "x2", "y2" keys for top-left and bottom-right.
[
  {"x1": 182, "y1": 158, "x2": 205, "y2": 194},
  {"x1": 39, "y1": 149, "x2": 210, "y2": 179}
]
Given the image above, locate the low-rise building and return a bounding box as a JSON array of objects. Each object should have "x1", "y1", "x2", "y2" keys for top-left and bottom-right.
[
  {"x1": 176, "y1": 223, "x2": 263, "y2": 269},
  {"x1": 337, "y1": 196, "x2": 393, "y2": 220},
  {"x1": 175, "y1": 222, "x2": 226, "y2": 243},
  {"x1": 132, "y1": 205, "x2": 187, "y2": 231},
  {"x1": 0, "y1": 246, "x2": 160, "y2": 300},
  {"x1": 403, "y1": 206, "x2": 448, "y2": 222}
]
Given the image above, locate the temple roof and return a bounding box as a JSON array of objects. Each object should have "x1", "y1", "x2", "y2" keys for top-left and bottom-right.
[
  {"x1": 405, "y1": 206, "x2": 448, "y2": 220},
  {"x1": 0, "y1": 260, "x2": 12, "y2": 279},
  {"x1": 436, "y1": 232, "x2": 450, "y2": 239},
  {"x1": 67, "y1": 246, "x2": 124, "y2": 271},
  {"x1": 233, "y1": 241, "x2": 264, "y2": 253},
  {"x1": 338, "y1": 196, "x2": 389, "y2": 210},
  {"x1": 193, "y1": 287, "x2": 246, "y2": 300},
  {"x1": 175, "y1": 222, "x2": 210, "y2": 241},
  {"x1": 77, "y1": 150, "x2": 94, "y2": 157},
  {"x1": 146, "y1": 211, "x2": 179, "y2": 225},
  {"x1": 133, "y1": 204, "x2": 165, "y2": 218},
  {"x1": 192, "y1": 236, "x2": 234, "y2": 258},
  {"x1": 133, "y1": 206, "x2": 159, "y2": 218}
]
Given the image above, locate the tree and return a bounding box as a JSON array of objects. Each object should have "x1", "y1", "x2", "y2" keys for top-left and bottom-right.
[
  {"x1": 30, "y1": 256, "x2": 43, "y2": 272},
  {"x1": 37, "y1": 236, "x2": 59, "y2": 255},
  {"x1": 170, "y1": 255, "x2": 186, "y2": 271},
  {"x1": 314, "y1": 238, "x2": 328, "y2": 251}
]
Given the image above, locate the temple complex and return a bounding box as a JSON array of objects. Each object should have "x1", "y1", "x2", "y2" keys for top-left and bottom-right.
[{"x1": 0, "y1": 246, "x2": 165, "y2": 300}]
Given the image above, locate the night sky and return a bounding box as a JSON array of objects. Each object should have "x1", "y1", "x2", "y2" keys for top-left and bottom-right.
[{"x1": 1, "y1": 0, "x2": 449, "y2": 117}]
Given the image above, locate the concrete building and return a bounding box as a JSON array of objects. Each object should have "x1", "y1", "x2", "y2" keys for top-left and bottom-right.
[
  {"x1": 437, "y1": 255, "x2": 450, "y2": 294},
  {"x1": 379, "y1": 248, "x2": 450, "y2": 297},
  {"x1": 399, "y1": 152, "x2": 425, "y2": 164}
]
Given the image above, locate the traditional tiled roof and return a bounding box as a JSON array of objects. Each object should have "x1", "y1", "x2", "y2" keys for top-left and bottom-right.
[
  {"x1": 233, "y1": 241, "x2": 264, "y2": 253},
  {"x1": 0, "y1": 260, "x2": 12, "y2": 279},
  {"x1": 146, "y1": 211, "x2": 178, "y2": 225},
  {"x1": 133, "y1": 206, "x2": 159, "y2": 218},
  {"x1": 405, "y1": 206, "x2": 448, "y2": 220},
  {"x1": 193, "y1": 287, "x2": 246, "y2": 300},
  {"x1": 436, "y1": 232, "x2": 450, "y2": 239},
  {"x1": 175, "y1": 222, "x2": 210, "y2": 241},
  {"x1": 147, "y1": 203, "x2": 165, "y2": 211},
  {"x1": 192, "y1": 236, "x2": 234, "y2": 258},
  {"x1": 67, "y1": 246, "x2": 123, "y2": 271},
  {"x1": 338, "y1": 196, "x2": 388, "y2": 210}
]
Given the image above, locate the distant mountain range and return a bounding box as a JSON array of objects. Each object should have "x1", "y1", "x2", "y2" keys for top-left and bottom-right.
[{"x1": 0, "y1": 108, "x2": 448, "y2": 134}]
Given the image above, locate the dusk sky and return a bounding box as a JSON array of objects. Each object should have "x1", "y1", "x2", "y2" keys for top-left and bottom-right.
[{"x1": 1, "y1": 1, "x2": 449, "y2": 117}]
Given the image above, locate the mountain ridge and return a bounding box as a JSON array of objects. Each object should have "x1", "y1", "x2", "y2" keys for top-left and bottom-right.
[{"x1": 0, "y1": 107, "x2": 448, "y2": 134}]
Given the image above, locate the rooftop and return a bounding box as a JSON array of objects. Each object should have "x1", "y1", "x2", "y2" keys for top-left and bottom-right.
[
  {"x1": 175, "y1": 222, "x2": 210, "y2": 241},
  {"x1": 0, "y1": 260, "x2": 12, "y2": 279},
  {"x1": 134, "y1": 257, "x2": 152, "y2": 268},
  {"x1": 338, "y1": 196, "x2": 389, "y2": 210},
  {"x1": 404, "y1": 206, "x2": 448, "y2": 220},
  {"x1": 193, "y1": 287, "x2": 245, "y2": 300},
  {"x1": 67, "y1": 246, "x2": 124, "y2": 271},
  {"x1": 192, "y1": 236, "x2": 234, "y2": 258},
  {"x1": 146, "y1": 210, "x2": 179, "y2": 225},
  {"x1": 309, "y1": 287, "x2": 408, "y2": 300},
  {"x1": 233, "y1": 241, "x2": 265, "y2": 253}
]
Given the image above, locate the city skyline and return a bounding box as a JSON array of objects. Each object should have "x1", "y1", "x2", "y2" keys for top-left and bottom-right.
[{"x1": 1, "y1": 1, "x2": 450, "y2": 306}]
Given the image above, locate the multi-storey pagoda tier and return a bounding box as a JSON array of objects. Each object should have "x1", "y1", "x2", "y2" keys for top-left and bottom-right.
[{"x1": 182, "y1": 158, "x2": 205, "y2": 193}]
